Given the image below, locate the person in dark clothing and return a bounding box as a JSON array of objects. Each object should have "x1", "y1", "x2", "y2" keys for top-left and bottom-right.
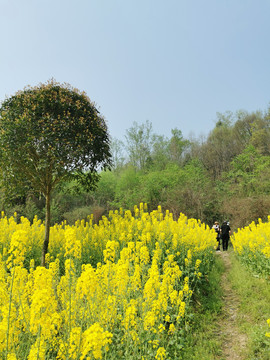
[{"x1": 220, "y1": 221, "x2": 231, "y2": 251}]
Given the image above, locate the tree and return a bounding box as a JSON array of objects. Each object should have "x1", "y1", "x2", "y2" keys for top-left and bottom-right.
[
  {"x1": 225, "y1": 145, "x2": 270, "y2": 196},
  {"x1": 232, "y1": 110, "x2": 253, "y2": 148},
  {"x1": 250, "y1": 116, "x2": 270, "y2": 155},
  {"x1": 125, "y1": 120, "x2": 154, "y2": 170},
  {"x1": 198, "y1": 112, "x2": 239, "y2": 180},
  {"x1": 169, "y1": 128, "x2": 190, "y2": 165},
  {"x1": 151, "y1": 134, "x2": 170, "y2": 170},
  {"x1": 0, "y1": 80, "x2": 111, "y2": 265},
  {"x1": 110, "y1": 137, "x2": 126, "y2": 170}
]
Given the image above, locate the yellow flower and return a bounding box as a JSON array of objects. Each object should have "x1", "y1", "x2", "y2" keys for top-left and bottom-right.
[
  {"x1": 28, "y1": 339, "x2": 46, "y2": 360},
  {"x1": 7, "y1": 353, "x2": 17, "y2": 360},
  {"x1": 195, "y1": 259, "x2": 201, "y2": 270},
  {"x1": 0, "y1": 206, "x2": 218, "y2": 358},
  {"x1": 64, "y1": 228, "x2": 81, "y2": 259},
  {"x1": 168, "y1": 323, "x2": 176, "y2": 334},
  {"x1": 165, "y1": 314, "x2": 170, "y2": 322},
  {"x1": 6, "y1": 230, "x2": 28, "y2": 268},
  {"x1": 122, "y1": 299, "x2": 138, "y2": 330},
  {"x1": 177, "y1": 301, "x2": 186, "y2": 320},
  {"x1": 266, "y1": 319, "x2": 270, "y2": 338},
  {"x1": 158, "y1": 323, "x2": 165, "y2": 333},
  {"x1": 80, "y1": 323, "x2": 112, "y2": 360},
  {"x1": 155, "y1": 347, "x2": 166, "y2": 360}
]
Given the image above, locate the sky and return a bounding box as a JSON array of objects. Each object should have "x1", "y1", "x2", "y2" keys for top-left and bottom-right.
[{"x1": 1, "y1": 0, "x2": 270, "y2": 143}]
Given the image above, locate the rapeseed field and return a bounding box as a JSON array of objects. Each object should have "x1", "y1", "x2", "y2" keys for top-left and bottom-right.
[{"x1": 0, "y1": 204, "x2": 217, "y2": 359}]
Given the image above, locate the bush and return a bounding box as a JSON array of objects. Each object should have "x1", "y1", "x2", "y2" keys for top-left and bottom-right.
[{"x1": 62, "y1": 206, "x2": 105, "y2": 225}]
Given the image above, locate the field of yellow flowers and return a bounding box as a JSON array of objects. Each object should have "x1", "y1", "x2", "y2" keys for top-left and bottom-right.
[
  {"x1": 0, "y1": 204, "x2": 217, "y2": 360},
  {"x1": 231, "y1": 216, "x2": 270, "y2": 278},
  {"x1": 231, "y1": 217, "x2": 270, "y2": 341}
]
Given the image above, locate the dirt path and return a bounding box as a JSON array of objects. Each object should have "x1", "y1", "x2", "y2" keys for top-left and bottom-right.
[{"x1": 217, "y1": 251, "x2": 248, "y2": 360}]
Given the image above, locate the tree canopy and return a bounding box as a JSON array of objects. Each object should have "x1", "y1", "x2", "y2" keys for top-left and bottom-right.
[{"x1": 0, "y1": 80, "x2": 112, "y2": 265}]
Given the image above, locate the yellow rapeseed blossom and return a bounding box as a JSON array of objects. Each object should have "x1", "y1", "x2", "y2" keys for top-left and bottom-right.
[
  {"x1": 6, "y1": 230, "x2": 27, "y2": 268},
  {"x1": 28, "y1": 339, "x2": 46, "y2": 360},
  {"x1": 155, "y1": 347, "x2": 166, "y2": 360},
  {"x1": 57, "y1": 327, "x2": 82, "y2": 360},
  {"x1": 232, "y1": 216, "x2": 270, "y2": 276},
  {"x1": 80, "y1": 323, "x2": 113, "y2": 359},
  {"x1": 122, "y1": 299, "x2": 138, "y2": 330},
  {"x1": 177, "y1": 301, "x2": 186, "y2": 320},
  {"x1": 7, "y1": 353, "x2": 17, "y2": 360},
  {"x1": 103, "y1": 240, "x2": 119, "y2": 262},
  {"x1": 0, "y1": 204, "x2": 217, "y2": 359},
  {"x1": 65, "y1": 228, "x2": 82, "y2": 259},
  {"x1": 30, "y1": 266, "x2": 61, "y2": 339},
  {"x1": 168, "y1": 323, "x2": 176, "y2": 334},
  {"x1": 266, "y1": 319, "x2": 270, "y2": 338}
]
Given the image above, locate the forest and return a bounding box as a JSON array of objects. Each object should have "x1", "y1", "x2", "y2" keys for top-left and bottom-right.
[{"x1": 1, "y1": 106, "x2": 270, "y2": 231}]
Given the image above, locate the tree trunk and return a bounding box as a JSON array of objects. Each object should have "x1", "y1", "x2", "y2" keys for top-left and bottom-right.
[{"x1": 41, "y1": 192, "x2": 51, "y2": 266}]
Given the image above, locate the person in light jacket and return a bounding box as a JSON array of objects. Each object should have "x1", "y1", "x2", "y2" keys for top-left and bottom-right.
[{"x1": 212, "y1": 221, "x2": 221, "y2": 251}]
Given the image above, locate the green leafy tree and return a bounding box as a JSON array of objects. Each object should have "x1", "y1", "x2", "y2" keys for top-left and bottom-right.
[
  {"x1": 233, "y1": 111, "x2": 254, "y2": 148},
  {"x1": 92, "y1": 170, "x2": 117, "y2": 207},
  {"x1": 151, "y1": 134, "x2": 170, "y2": 170},
  {"x1": 250, "y1": 116, "x2": 270, "y2": 155},
  {"x1": 198, "y1": 112, "x2": 238, "y2": 180},
  {"x1": 125, "y1": 120, "x2": 154, "y2": 170},
  {"x1": 225, "y1": 145, "x2": 270, "y2": 196},
  {"x1": 175, "y1": 159, "x2": 214, "y2": 221},
  {"x1": 111, "y1": 165, "x2": 141, "y2": 209},
  {"x1": 111, "y1": 137, "x2": 126, "y2": 170},
  {"x1": 169, "y1": 128, "x2": 190, "y2": 165},
  {"x1": 0, "y1": 80, "x2": 111, "y2": 265}
]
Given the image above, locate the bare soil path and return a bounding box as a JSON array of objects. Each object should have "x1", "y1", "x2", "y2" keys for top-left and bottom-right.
[{"x1": 217, "y1": 250, "x2": 248, "y2": 360}]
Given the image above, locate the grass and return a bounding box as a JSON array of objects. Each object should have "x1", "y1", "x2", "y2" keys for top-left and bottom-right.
[
  {"x1": 180, "y1": 254, "x2": 225, "y2": 359},
  {"x1": 228, "y1": 252, "x2": 270, "y2": 360},
  {"x1": 180, "y1": 249, "x2": 270, "y2": 360}
]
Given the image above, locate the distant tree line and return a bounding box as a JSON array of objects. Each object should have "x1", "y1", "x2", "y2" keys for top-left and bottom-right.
[{"x1": 1, "y1": 104, "x2": 270, "y2": 231}]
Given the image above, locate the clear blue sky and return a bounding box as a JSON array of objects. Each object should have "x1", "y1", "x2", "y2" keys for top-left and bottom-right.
[{"x1": 1, "y1": 0, "x2": 270, "y2": 142}]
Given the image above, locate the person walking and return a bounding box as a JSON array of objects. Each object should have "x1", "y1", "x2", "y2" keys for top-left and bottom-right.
[
  {"x1": 212, "y1": 221, "x2": 221, "y2": 251},
  {"x1": 220, "y1": 220, "x2": 231, "y2": 251}
]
